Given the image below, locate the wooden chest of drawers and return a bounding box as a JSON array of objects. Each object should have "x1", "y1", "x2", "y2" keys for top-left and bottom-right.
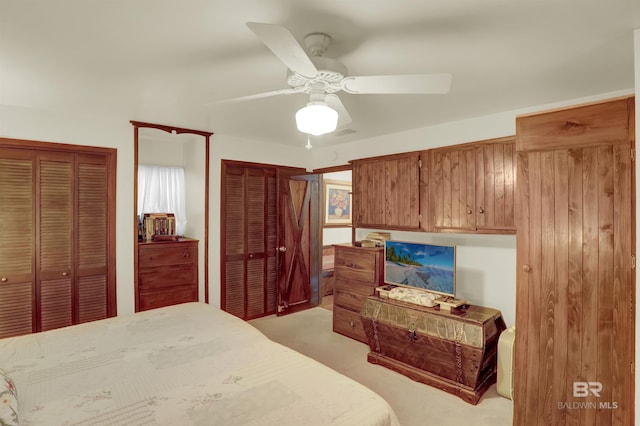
[
  {"x1": 137, "y1": 238, "x2": 198, "y2": 311},
  {"x1": 332, "y1": 244, "x2": 384, "y2": 343}
]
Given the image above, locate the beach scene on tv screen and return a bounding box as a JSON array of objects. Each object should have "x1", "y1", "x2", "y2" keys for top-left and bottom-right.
[{"x1": 385, "y1": 241, "x2": 455, "y2": 295}]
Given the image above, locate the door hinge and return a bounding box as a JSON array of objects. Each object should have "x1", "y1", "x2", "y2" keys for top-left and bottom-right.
[
  {"x1": 418, "y1": 159, "x2": 422, "y2": 168},
  {"x1": 631, "y1": 148, "x2": 635, "y2": 161},
  {"x1": 632, "y1": 254, "x2": 636, "y2": 270}
]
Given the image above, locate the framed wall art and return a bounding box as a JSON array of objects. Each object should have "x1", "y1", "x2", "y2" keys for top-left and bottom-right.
[{"x1": 323, "y1": 179, "x2": 352, "y2": 227}]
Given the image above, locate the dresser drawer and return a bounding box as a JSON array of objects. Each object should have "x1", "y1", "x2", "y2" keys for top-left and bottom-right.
[
  {"x1": 139, "y1": 266, "x2": 196, "y2": 291},
  {"x1": 139, "y1": 242, "x2": 197, "y2": 268},
  {"x1": 334, "y1": 281, "x2": 375, "y2": 312},
  {"x1": 334, "y1": 249, "x2": 377, "y2": 283},
  {"x1": 333, "y1": 305, "x2": 367, "y2": 343},
  {"x1": 139, "y1": 286, "x2": 197, "y2": 311}
]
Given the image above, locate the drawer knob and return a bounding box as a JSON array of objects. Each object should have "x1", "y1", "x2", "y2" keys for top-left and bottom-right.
[
  {"x1": 62, "y1": 271, "x2": 69, "y2": 276},
  {"x1": 349, "y1": 320, "x2": 355, "y2": 328},
  {"x1": 0, "y1": 277, "x2": 7, "y2": 283}
]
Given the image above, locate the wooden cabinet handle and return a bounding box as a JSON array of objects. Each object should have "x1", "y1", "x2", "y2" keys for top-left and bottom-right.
[
  {"x1": 467, "y1": 209, "x2": 473, "y2": 214},
  {"x1": 378, "y1": 210, "x2": 384, "y2": 214},
  {"x1": 522, "y1": 264, "x2": 531, "y2": 272},
  {"x1": 62, "y1": 271, "x2": 69, "y2": 276},
  {"x1": 479, "y1": 207, "x2": 485, "y2": 213},
  {"x1": 0, "y1": 277, "x2": 7, "y2": 283}
]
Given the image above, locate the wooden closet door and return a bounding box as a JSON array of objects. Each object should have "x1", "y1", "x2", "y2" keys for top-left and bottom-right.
[
  {"x1": 37, "y1": 151, "x2": 74, "y2": 331},
  {"x1": 515, "y1": 97, "x2": 634, "y2": 426},
  {"x1": 76, "y1": 154, "x2": 109, "y2": 323},
  {"x1": 0, "y1": 148, "x2": 36, "y2": 337},
  {"x1": 221, "y1": 163, "x2": 277, "y2": 320}
]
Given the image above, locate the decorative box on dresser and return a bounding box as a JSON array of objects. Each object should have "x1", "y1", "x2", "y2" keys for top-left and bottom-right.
[
  {"x1": 137, "y1": 238, "x2": 198, "y2": 311},
  {"x1": 332, "y1": 244, "x2": 384, "y2": 343}
]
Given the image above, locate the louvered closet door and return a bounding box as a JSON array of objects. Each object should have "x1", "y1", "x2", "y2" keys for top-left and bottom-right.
[
  {"x1": 0, "y1": 148, "x2": 36, "y2": 338},
  {"x1": 37, "y1": 151, "x2": 74, "y2": 331},
  {"x1": 222, "y1": 164, "x2": 277, "y2": 320},
  {"x1": 76, "y1": 154, "x2": 108, "y2": 323}
]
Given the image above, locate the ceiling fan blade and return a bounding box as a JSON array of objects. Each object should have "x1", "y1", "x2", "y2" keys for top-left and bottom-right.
[
  {"x1": 325, "y1": 94, "x2": 352, "y2": 127},
  {"x1": 246, "y1": 22, "x2": 318, "y2": 78},
  {"x1": 204, "y1": 88, "x2": 300, "y2": 106},
  {"x1": 342, "y1": 73, "x2": 452, "y2": 95}
]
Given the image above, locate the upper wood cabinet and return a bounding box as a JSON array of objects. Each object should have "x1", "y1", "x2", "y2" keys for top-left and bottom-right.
[
  {"x1": 352, "y1": 152, "x2": 421, "y2": 229},
  {"x1": 427, "y1": 136, "x2": 516, "y2": 233}
]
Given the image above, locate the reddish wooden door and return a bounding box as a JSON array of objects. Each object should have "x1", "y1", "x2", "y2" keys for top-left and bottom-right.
[
  {"x1": 514, "y1": 97, "x2": 634, "y2": 426},
  {"x1": 276, "y1": 170, "x2": 321, "y2": 315}
]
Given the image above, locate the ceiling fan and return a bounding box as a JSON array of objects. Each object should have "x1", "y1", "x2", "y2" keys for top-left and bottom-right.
[{"x1": 214, "y1": 22, "x2": 453, "y2": 136}]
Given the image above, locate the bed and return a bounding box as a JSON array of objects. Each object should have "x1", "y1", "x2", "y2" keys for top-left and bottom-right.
[{"x1": 0, "y1": 302, "x2": 399, "y2": 426}]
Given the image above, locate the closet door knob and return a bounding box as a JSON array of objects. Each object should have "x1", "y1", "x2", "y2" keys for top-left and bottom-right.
[{"x1": 522, "y1": 264, "x2": 531, "y2": 273}]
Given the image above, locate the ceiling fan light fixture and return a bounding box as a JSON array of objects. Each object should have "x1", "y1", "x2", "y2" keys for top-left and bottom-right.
[{"x1": 295, "y1": 101, "x2": 338, "y2": 136}]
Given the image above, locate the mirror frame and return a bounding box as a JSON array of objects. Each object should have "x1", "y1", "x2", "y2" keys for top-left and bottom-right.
[{"x1": 131, "y1": 120, "x2": 212, "y2": 311}]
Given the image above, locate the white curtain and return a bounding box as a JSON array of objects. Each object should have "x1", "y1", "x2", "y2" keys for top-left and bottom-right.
[{"x1": 138, "y1": 164, "x2": 187, "y2": 235}]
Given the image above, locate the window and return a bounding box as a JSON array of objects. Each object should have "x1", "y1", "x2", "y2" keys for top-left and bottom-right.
[{"x1": 137, "y1": 164, "x2": 186, "y2": 235}]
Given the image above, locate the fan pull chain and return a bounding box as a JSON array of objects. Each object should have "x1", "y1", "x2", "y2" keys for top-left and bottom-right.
[{"x1": 305, "y1": 134, "x2": 312, "y2": 150}]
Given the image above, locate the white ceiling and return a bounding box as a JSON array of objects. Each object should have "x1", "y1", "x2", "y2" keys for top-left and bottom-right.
[{"x1": 1, "y1": 0, "x2": 638, "y2": 148}]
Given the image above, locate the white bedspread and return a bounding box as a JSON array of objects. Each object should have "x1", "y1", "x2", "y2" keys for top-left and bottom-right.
[{"x1": 0, "y1": 303, "x2": 399, "y2": 426}]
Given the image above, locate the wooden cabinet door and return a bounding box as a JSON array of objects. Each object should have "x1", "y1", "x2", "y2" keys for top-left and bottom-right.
[
  {"x1": 514, "y1": 97, "x2": 634, "y2": 425},
  {"x1": 474, "y1": 139, "x2": 516, "y2": 231},
  {"x1": 385, "y1": 154, "x2": 420, "y2": 228},
  {"x1": 37, "y1": 151, "x2": 74, "y2": 332},
  {"x1": 353, "y1": 160, "x2": 386, "y2": 227},
  {"x1": 0, "y1": 148, "x2": 36, "y2": 338},
  {"x1": 430, "y1": 146, "x2": 476, "y2": 230}
]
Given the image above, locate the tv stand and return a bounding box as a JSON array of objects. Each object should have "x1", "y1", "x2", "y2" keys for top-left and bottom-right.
[{"x1": 360, "y1": 296, "x2": 506, "y2": 404}]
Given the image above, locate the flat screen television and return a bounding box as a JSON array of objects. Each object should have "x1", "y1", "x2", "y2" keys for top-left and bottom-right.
[{"x1": 384, "y1": 240, "x2": 456, "y2": 298}]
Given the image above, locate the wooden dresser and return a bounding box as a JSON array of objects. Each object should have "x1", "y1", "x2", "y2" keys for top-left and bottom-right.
[
  {"x1": 332, "y1": 244, "x2": 384, "y2": 343},
  {"x1": 137, "y1": 238, "x2": 198, "y2": 311},
  {"x1": 360, "y1": 296, "x2": 506, "y2": 404}
]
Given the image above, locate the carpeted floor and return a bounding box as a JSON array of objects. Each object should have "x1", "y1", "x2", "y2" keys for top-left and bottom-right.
[{"x1": 250, "y1": 306, "x2": 513, "y2": 426}]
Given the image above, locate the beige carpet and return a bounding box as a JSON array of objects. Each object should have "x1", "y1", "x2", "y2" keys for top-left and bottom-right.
[{"x1": 250, "y1": 306, "x2": 513, "y2": 426}]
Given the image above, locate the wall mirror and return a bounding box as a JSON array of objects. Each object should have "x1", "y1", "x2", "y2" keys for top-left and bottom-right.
[{"x1": 132, "y1": 121, "x2": 212, "y2": 311}]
